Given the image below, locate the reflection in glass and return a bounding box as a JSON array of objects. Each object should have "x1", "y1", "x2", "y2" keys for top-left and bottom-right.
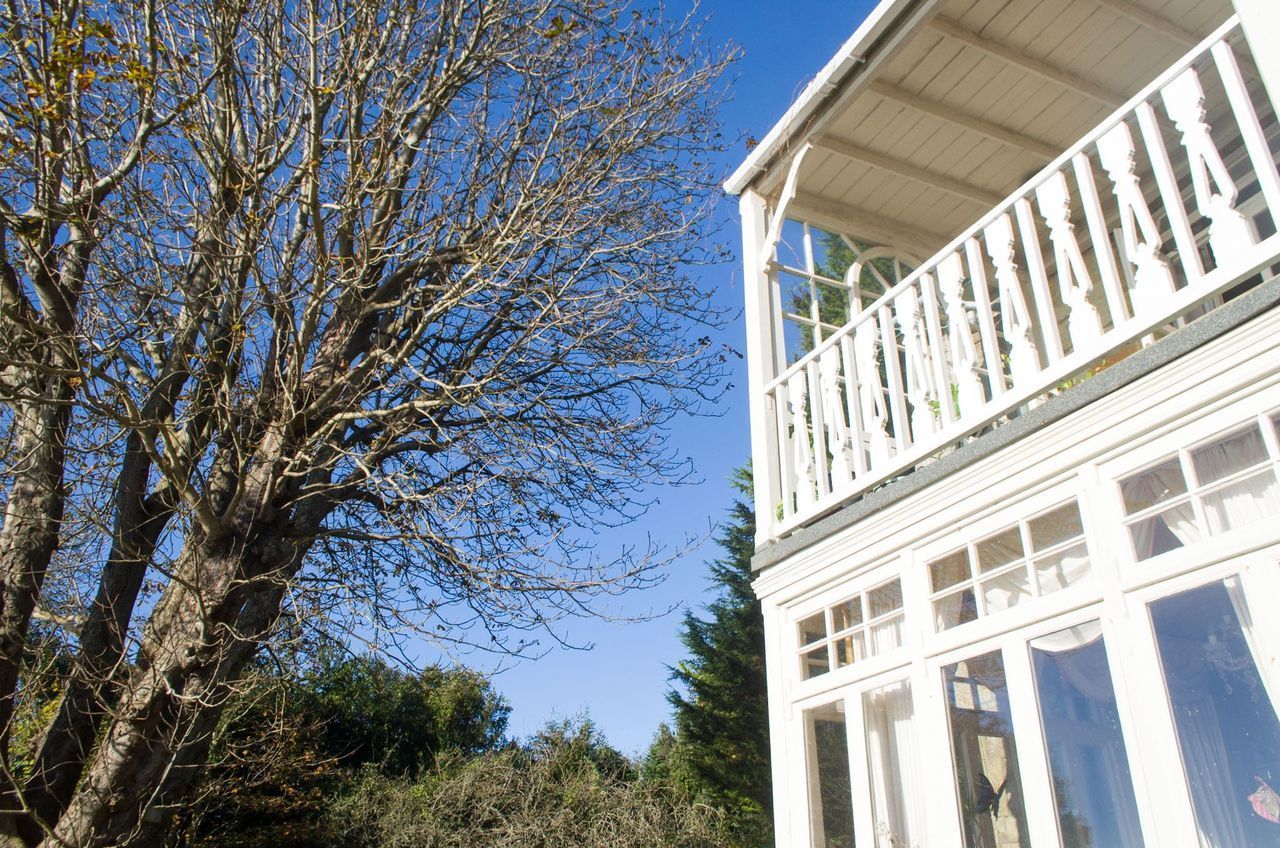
[
  {"x1": 980, "y1": 568, "x2": 1032, "y2": 613},
  {"x1": 864, "y1": 681, "x2": 920, "y2": 848},
  {"x1": 1202, "y1": 471, "x2": 1280, "y2": 535},
  {"x1": 805, "y1": 703, "x2": 856, "y2": 848},
  {"x1": 832, "y1": 599, "x2": 863, "y2": 633},
  {"x1": 1121, "y1": 459, "x2": 1188, "y2": 513},
  {"x1": 1030, "y1": 503, "x2": 1084, "y2": 550},
  {"x1": 1151, "y1": 579, "x2": 1280, "y2": 847},
  {"x1": 944, "y1": 651, "x2": 1030, "y2": 848},
  {"x1": 1191, "y1": 425, "x2": 1268, "y2": 484},
  {"x1": 1031, "y1": 622, "x2": 1145, "y2": 847},
  {"x1": 977, "y1": 528, "x2": 1024, "y2": 572},
  {"x1": 803, "y1": 646, "x2": 830, "y2": 680},
  {"x1": 1032, "y1": 544, "x2": 1092, "y2": 594}
]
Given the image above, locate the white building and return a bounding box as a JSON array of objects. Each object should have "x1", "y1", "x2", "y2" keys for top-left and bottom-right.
[{"x1": 728, "y1": 1, "x2": 1280, "y2": 846}]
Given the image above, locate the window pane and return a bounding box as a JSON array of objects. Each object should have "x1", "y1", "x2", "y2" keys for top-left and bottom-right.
[
  {"x1": 1033, "y1": 543, "x2": 1091, "y2": 594},
  {"x1": 931, "y1": 550, "x2": 971, "y2": 592},
  {"x1": 864, "y1": 681, "x2": 920, "y2": 848},
  {"x1": 833, "y1": 632, "x2": 865, "y2": 669},
  {"x1": 1029, "y1": 502, "x2": 1084, "y2": 551},
  {"x1": 977, "y1": 528, "x2": 1024, "y2": 573},
  {"x1": 1191, "y1": 425, "x2": 1268, "y2": 485},
  {"x1": 1202, "y1": 470, "x2": 1280, "y2": 535},
  {"x1": 805, "y1": 703, "x2": 856, "y2": 848},
  {"x1": 1151, "y1": 579, "x2": 1280, "y2": 847},
  {"x1": 1031, "y1": 622, "x2": 1145, "y2": 848},
  {"x1": 800, "y1": 613, "x2": 827, "y2": 646},
  {"x1": 1121, "y1": 458, "x2": 1188, "y2": 514},
  {"x1": 1129, "y1": 504, "x2": 1199, "y2": 560},
  {"x1": 943, "y1": 651, "x2": 1030, "y2": 848},
  {"x1": 935, "y1": 589, "x2": 978, "y2": 632},
  {"x1": 803, "y1": 646, "x2": 831, "y2": 680},
  {"x1": 831, "y1": 598, "x2": 863, "y2": 633},
  {"x1": 980, "y1": 568, "x2": 1032, "y2": 613},
  {"x1": 870, "y1": 615, "x2": 903, "y2": 655},
  {"x1": 868, "y1": 580, "x2": 903, "y2": 618}
]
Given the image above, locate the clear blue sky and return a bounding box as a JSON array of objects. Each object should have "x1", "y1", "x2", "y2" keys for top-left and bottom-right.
[{"x1": 442, "y1": 0, "x2": 880, "y2": 756}]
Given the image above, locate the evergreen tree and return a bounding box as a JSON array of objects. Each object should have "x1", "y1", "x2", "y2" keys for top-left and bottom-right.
[{"x1": 663, "y1": 467, "x2": 773, "y2": 847}]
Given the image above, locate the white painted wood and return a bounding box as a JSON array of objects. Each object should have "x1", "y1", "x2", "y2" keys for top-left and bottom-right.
[
  {"x1": 1212, "y1": 41, "x2": 1280, "y2": 223},
  {"x1": 813, "y1": 134, "x2": 1004, "y2": 207},
  {"x1": 964, "y1": 237, "x2": 1008, "y2": 402},
  {"x1": 938, "y1": 253, "x2": 986, "y2": 418},
  {"x1": 1135, "y1": 101, "x2": 1205, "y2": 283},
  {"x1": 1014, "y1": 197, "x2": 1066, "y2": 363},
  {"x1": 854, "y1": 319, "x2": 893, "y2": 469},
  {"x1": 929, "y1": 15, "x2": 1127, "y2": 109},
  {"x1": 879, "y1": 304, "x2": 912, "y2": 452},
  {"x1": 807, "y1": 359, "x2": 831, "y2": 499},
  {"x1": 1233, "y1": 0, "x2": 1280, "y2": 114},
  {"x1": 1090, "y1": 0, "x2": 1202, "y2": 47},
  {"x1": 894, "y1": 285, "x2": 939, "y2": 442},
  {"x1": 760, "y1": 144, "x2": 813, "y2": 269},
  {"x1": 984, "y1": 214, "x2": 1042, "y2": 388},
  {"x1": 1035, "y1": 170, "x2": 1104, "y2": 349},
  {"x1": 739, "y1": 191, "x2": 782, "y2": 544},
  {"x1": 1096, "y1": 122, "x2": 1178, "y2": 318},
  {"x1": 839, "y1": 335, "x2": 869, "y2": 479},
  {"x1": 1161, "y1": 68, "x2": 1257, "y2": 265},
  {"x1": 867, "y1": 79, "x2": 1059, "y2": 159},
  {"x1": 919, "y1": 271, "x2": 957, "y2": 427},
  {"x1": 1071, "y1": 151, "x2": 1130, "y2": 326},
  {"x1": 789, "y1": 373, "x2": 816, "y2": 509}
]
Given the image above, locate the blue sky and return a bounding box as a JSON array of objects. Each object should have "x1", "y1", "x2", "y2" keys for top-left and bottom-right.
[{"x1": 466, "y1": 1, "x2": 881, "y2": 755}]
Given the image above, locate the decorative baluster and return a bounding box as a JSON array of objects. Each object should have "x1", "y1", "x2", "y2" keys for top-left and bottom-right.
[
  {"x1": 895, "y1": 286, "x2": 939, "y2": 441},
  {"x1": 1097, "y1": 122, "x2": 1178, "y2": 318},
  {"x1": 1035, "y1": 171, "x2": 1104, "y2": 350},
  {"x1": 771, "y1": 385, "x2": 796, "y2": 518},
  {"x1": 806, "y1": 359, "x2": 830, "y2": 498},
  {"x1": 839, "y1": 335, "x2": 869, "y2": 478},
  {"x1": 983, "y1": 214, "x2": 1041, "y2": 388},
  {"x1": 1162, "y1": 68, "x2": 1255, "y2": 264},
  {"x1": 818, "y1": 349, "x2": 854, "y2": 486},
  {"x1": 788, "y1": 373, "x2": 816, "y2": 508},
  {"x1": 919, "y1": 273, "x2": 956, "y2": 427},
  {"x1": 938, "y1": 253, "x2": 986, "y2": 418},
  {"x1": 879, "y1": 304, "x2": 912, "y2": 453},
  {"x1": 964, "y1": 237, "x2": 1007, "y2": 400},
  {"x1": 854, "y1": 320, "x2": 891, "y2": 468}
]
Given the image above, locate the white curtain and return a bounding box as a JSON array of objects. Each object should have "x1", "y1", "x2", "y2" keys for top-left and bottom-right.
[
  {"x1": 864, "y1": 681, "x2": 920, "y2": 848},
  {"x1": 1123, "y1": 465, "x2": 1200, "y2": 559}
]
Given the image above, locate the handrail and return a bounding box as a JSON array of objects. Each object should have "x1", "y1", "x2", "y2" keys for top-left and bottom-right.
[
  {"x1": 759, "y1": 15, "x2": 1280, "y2": 539},
  {"x1": 764, "y1": 15, "x2": 1244, "y2": 397}
]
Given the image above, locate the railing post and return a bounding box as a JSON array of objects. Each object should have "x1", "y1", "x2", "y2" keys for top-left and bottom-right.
[
  {"x1": 1234, "y1": 0, "x2": 1280, "y2": 114},
  {"x1": 740, "y1": 189, "x2": 782, "y2": 546}
]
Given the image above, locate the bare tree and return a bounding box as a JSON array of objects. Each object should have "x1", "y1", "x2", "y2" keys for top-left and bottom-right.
[{"x1": 0, "y1": 0, "x2": 733, "y2": 844}]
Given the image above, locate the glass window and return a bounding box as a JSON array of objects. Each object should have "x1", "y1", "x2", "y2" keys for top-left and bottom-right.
[
  {"x1": 805, "y1": 702, "x2": 856, "y2": 848},
  {"x1": 1150, "y1": 579, "x2": 1280, "y2": 847},
  {"x1": 1030, "y1": 622, "x2": 1145, "y2": 847},
  {"x1": 798, "y1": 579, "x2": 905, "y2": 680},
  {"x1": 864, "y1": 680, "x2": 921, "y2": 848},
  {"x1": 943, "y1": 650, "x2": 1030, "y2": 848},
  {"x1": 930, "y1": 501, "x2": 1092, "y2": 631},
  {"x1": 1121, "y1": 420, "x2": 1280, "y2": 560}
]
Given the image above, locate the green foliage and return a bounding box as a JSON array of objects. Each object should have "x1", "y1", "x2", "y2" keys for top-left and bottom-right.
[
  {"x1": 306, "y1": 652, "x2": 510, "y2": 777},
  {"x1": 167, "y1": 653, "x2": 510, "y2": 848},
  {"x1": 659, "y1": 466, "x2": 773, "y2": 847},
  {"x1": 329, "y1": 718, "x2": 731, "y2": 848}
]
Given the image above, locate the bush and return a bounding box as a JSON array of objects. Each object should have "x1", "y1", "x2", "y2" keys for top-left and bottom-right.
[{"x1": 329, "y1": 720, "x2": 731, "y2": 848}]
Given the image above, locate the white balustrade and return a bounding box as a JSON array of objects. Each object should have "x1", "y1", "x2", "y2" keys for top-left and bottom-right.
[{"x1": 761, "y1": 17, "x2": 1280, "y2": 538}]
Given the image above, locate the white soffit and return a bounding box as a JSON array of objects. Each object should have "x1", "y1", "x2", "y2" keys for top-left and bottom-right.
[
  {"x1": 725, "y1": 0, "x2": 1237, "y2": 252},
  {"x1": 723, "y1": 0, "x2": 921, "y2": 197}
]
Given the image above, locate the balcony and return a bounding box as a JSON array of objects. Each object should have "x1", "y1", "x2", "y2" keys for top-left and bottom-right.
[{"x1": 749, "y1": 15, "x2": 1280, "y2": 541}]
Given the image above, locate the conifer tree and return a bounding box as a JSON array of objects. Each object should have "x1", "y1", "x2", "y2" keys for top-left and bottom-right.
[{"x1": 664, "y1": 467, "x2": 773, "y2": 847}]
